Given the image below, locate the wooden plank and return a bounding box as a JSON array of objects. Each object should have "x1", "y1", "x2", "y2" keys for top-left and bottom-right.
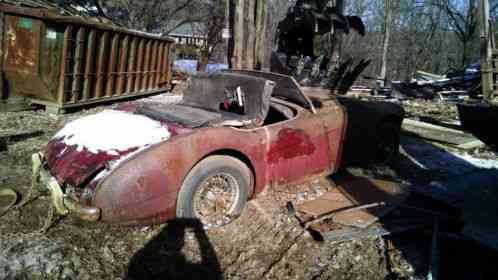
[
  {"x1": 82, "y1": 29, "x2": 96, "y2": 100},
  {"x1": 126, "y1": 37, "x2": 137, "y2": 94},
  {"x1": 134, "y1": 38, "x2": 145, "y2": 93},
  {"x1": 57, "y1": 25, "x2": 73, "y2": 105},
  {"x1": 105, "y1": 33, "x2": 120, "y2": 97},
  {"x1": 142, "y1": 40, "x2": 152, "y2": 91},
  {"x1": 457, "y1": 140, "x2": 486, "y2": 150},
  {"x1": 402, "y1": 119, "x2": 477, "y2": 145},
  {"x1": 116, "y1": 35, "x2": 129, "y2": 95},
  {"x1": 70, "y1": 27, "x2": 86, "y2": 103},
  {"x1": 94, "y1": 32, "x2": 109, "y2": 98}
]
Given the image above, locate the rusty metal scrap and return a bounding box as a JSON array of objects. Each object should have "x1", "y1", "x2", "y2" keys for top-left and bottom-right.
[{"x1": 296, "y1": 176, "x2": 409, "y2": 229}]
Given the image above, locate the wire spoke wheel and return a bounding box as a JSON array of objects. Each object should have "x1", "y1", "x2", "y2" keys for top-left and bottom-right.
[{"x1": 193, "y1": 173, "x2": 240, "y2": 227}]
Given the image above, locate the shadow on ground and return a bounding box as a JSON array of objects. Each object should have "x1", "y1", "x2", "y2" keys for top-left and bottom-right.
[
  {"x1": 126, "y1": 218, "x2": 222, "y2": 280},
  {"x1": 343, "y1": 136, "x2": 498, "y2": 280}
]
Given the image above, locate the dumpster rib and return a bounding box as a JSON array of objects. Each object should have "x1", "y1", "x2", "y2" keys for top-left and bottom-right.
[
  {"x1": 155, "y1": 42, "x2": 164, "y2": 88},
  {"x1": 164, "y1": 45, "x2": 170, "y2": 84},
  {"x1": 106, "y1": 33, "x2": 119, "y2": 97},
  {"x1": 143, "y1": 40, "x2": 151, "y2": 92},
  {"x1": 58, "y1": 25, "x2": 73, "y2": 105},
  {"x1": 71, "y1": 27, "x2": 86, "y2": 103},
  {"x1": 135, "y1": 39, "x2": 145, "y2": 93},
  {"x1": 126, "y1": 38, "x2": 137, "y2": 94},
  {"x1": 117, "y1": 35, "x2": 129, "y2": 96},
  {"x1": 95, "y1": 31, "x2": 109, "y2": 98},
  {"x1": 149, "y1": 41, "x2": 158, "y2": 89},
  {"x1": 82, "y1": 29, "x2": 96, "y2": 101}
]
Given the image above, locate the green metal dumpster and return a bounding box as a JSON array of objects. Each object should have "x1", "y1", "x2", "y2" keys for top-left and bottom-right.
[{"x1": 0, "y1": 3, "x2": 175, "y2": 113}]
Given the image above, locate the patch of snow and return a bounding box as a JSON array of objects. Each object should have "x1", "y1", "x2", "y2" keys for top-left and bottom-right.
[
  {"x1": 142, "y1": 94, "x2": 183, "y2": 104},
  {"x1": 53, "y1": 110, "x2": 171, "y2": 156},
  {"x1": 401, "y1": 137, "x2": 498, "y2": 177}
]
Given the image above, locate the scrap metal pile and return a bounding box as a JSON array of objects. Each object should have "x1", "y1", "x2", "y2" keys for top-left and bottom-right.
[{"x1": 392, "y1": 64, "x2": 482, "y2": 101}]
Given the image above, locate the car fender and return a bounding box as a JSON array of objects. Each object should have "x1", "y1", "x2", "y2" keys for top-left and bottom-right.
[{"x1": 94, "y1": 126, "x2": 268, "y2": 224}]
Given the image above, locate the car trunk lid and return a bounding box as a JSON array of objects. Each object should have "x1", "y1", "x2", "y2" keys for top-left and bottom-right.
[{"x1": 45, "y1": 109, "x2": 188, "y2": 188}]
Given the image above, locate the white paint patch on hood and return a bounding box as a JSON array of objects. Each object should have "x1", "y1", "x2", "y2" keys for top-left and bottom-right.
[{"x1": 53, "y1": 110, "x2": 171, "y2": 155}]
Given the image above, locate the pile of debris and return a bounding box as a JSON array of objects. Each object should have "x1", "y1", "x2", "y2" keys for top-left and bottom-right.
[{"x1": 393, "y1": 64, "x2": 481, "y2": 101}]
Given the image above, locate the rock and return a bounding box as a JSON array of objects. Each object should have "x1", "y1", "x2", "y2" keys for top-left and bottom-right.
[{"x1": 0, "y1": 236, "x2": 82, "y2": 279}]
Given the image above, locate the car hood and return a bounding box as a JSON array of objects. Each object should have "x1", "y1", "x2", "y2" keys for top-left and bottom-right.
[{"x1": 45, "y1": 108, "x2": 190, "y2": 188}]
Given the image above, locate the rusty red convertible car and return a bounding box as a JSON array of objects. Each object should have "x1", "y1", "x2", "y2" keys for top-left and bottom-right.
[{"x1": 34, "y1": 70, "x2": 404, "y2": 227}]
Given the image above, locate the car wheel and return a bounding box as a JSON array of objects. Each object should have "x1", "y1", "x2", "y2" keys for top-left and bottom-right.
[
  {"x1": 176, "y1": 155, "x2": 252, "y2": 227},
  {"x1": 375, "y1": 121, "x2": 401, "y2": 163}
]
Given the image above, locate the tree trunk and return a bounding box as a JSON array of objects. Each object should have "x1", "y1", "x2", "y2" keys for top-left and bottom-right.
[
  {"x1": 479, "y1": 0, "x2": 494, "y2": 101},
  {"x1": 379, "y1": 0, "x2": 392, "y2": 87},
  {"x1": 328, "y1": 0, "x2": 346, "y2": 72},
  {"x1": 231, "y1": 0, "x2": 270, "y2": 70}
]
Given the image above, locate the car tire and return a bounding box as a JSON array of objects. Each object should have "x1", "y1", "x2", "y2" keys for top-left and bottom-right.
[
  {"x1": 176, "y1": 155, "x2": 252, "y2": 227},
  {"x1": 375, "y1": 121, "x2": 401, "y2": 163}
]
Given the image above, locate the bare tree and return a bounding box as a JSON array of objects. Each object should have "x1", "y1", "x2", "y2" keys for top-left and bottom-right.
[
  {"x1": 101, "y1": 0, "x2": 205, "y2": 34},
  {"x1": 379, "y1": 0, "x2": 392, "y2": 86},
  {"x1": 329, "y1": 0, "x2": 346, "y2": 71},
  {"x1": 440, "y1": 0, "x2": 479, "y2": 67},
  {"x1": 197, "y1": 0, "x2": 226, "y2": 71}
]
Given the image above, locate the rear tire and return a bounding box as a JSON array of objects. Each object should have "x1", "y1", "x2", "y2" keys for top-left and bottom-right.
[
  {"x1": 176, "y1": 155, "x2": 252, "y2": 227},
  {"x1": 375, "y1": 121, "x2": 401, "y2": 163}
]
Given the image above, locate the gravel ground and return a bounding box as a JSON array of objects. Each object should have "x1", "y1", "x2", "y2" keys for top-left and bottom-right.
[{"x1": 0, "y1": 96, "x2": 496, "y2": 280}]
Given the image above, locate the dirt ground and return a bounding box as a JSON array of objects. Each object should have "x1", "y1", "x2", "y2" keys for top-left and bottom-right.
[{"x1": 1, "y1": 97, "x2": 497, "y2": 280}]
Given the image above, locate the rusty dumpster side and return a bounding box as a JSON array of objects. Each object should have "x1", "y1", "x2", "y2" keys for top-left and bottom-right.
[{"x1": 0, "y1": 4, "x2": 175, "y2": 113}]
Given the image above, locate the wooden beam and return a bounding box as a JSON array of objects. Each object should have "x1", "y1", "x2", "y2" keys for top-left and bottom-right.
[{"x1": 402, "y1": 119, "x2": 479, "y2": 146}]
